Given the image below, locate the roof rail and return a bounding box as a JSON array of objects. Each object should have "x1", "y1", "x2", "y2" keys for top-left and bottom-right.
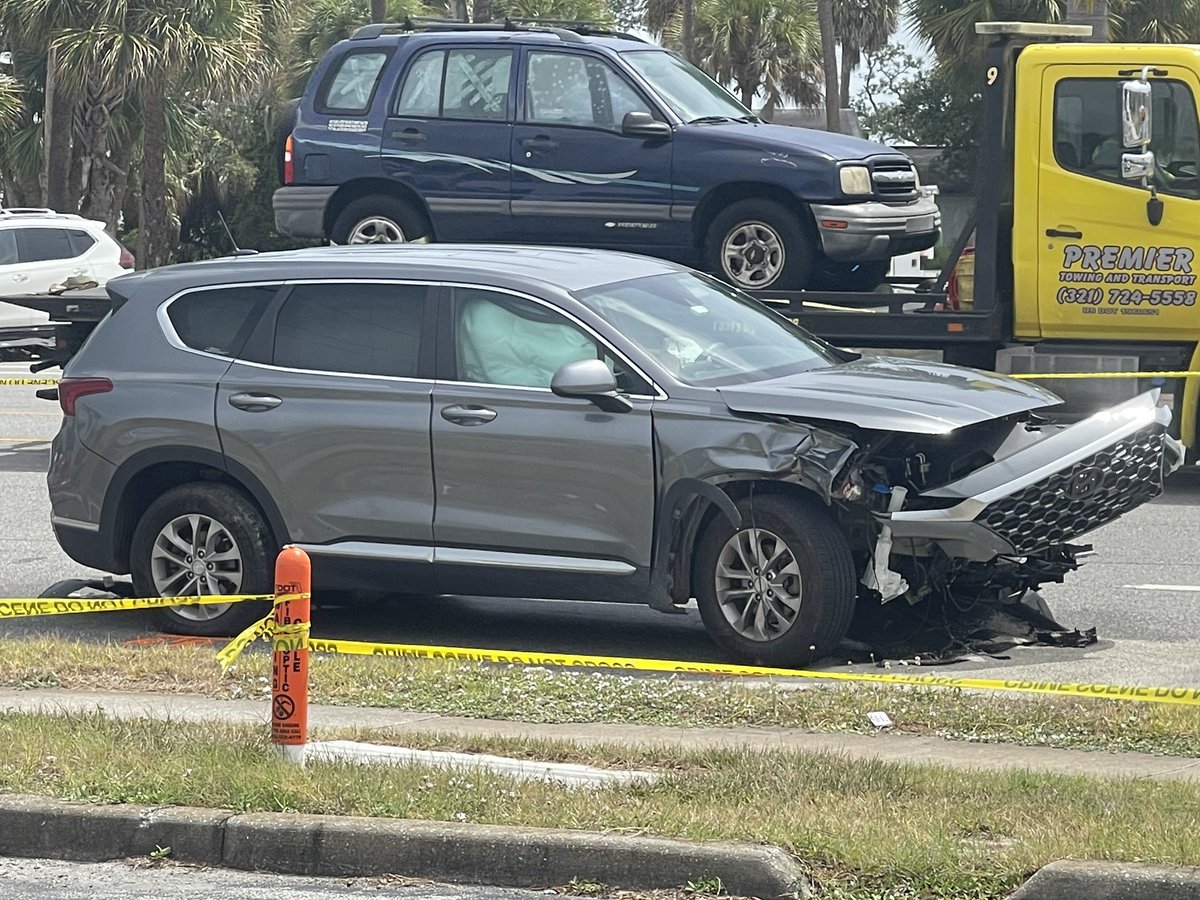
[
  {"x1": 505, "y1": 18, "x2": 648, "y2": 42},
  {"x1": 351, "y1": 16, "x2": 590, "y2": 42},
  {"x1": 0, "y1": 207, "x2": 60, "y2": 217}
]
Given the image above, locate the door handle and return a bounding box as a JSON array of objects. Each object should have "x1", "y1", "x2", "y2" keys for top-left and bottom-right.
[
  {"x1": 396, "y1": 128, "x2": 426, "y2": 144},
  {"x1": 521, "y1": 135, "x2": 558, "y2": 151},
  {"x1": 1045, "y1": 228, "x2": 1083, "y2": 239},
  {"x1": 440, "y1": 404, "x2": 497, "y2": 425},
  {"x1": 12, "y1": 273, "x2": 28, "y2": 282},
  {"x1": 228, "y1": 392, "x2": 282, "y2": 412}
]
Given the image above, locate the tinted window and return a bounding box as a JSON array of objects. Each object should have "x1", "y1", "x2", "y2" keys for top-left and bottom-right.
[
  {"x1": 525, "y1": 52, "x2": 650, "y2": 129},
  {"x1": 168, "y1": 285, "x2": 278, "y2": 357},
  {"x1": 273, "y1": 283, "x2": 426, "y2": 378},
  {"x1": 442, "y1": 49, "x2": 512, "y2": 120},
  {"x1": 0, "y1": 230, "x2": 16, "y2": 265},
  {"x1": 17, "y1": 227, "x2": 76, "y2": 262},
  {"x1": 319, "y1": 50, "x2": 389, "y2": 114},
  {"x1": 1055, "y1": 78, "x2": 1200, "y2": 198},
  {"x1": 67, "y1": 229, "x2": 96, "y2": 256},
  {"x1": 395, "y1": 51, "x2": 445, "y2": 116}
]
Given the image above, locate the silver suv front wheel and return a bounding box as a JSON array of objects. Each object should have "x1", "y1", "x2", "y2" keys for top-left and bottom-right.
[{"x1": 131, "y1": 483, "x2": 274, "y2": 637}]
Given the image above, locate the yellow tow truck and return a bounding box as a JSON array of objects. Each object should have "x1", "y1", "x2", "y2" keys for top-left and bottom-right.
[{"x1": 753, "y1": 21, "x2": 1200, "y2": 455}]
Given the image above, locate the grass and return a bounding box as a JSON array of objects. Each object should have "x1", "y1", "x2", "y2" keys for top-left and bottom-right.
[
  {"x1": 1, "y1": 711, "x2": 1199, "y2": 900},
  {"x1": 0, "y1": 636, "x2": 1198, "y2": 758}
]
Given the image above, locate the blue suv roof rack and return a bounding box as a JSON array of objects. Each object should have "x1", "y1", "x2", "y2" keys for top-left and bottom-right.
[{"x1": 351, "y1": 16, "x2": 587, "y2": 42}]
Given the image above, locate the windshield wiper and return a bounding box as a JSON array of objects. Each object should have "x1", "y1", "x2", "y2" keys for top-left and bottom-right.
[
  {"x1": 688, "y1": 115, "x2": 733, "y2": 124},
  {"x1": 735, "y1": 115, "x2": 760, "y2": 123}
]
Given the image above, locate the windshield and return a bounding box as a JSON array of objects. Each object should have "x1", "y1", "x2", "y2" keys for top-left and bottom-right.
[
  {"x1": 621, "y1": 50, "x2": 751, "y2": 123},
  {"x1": 575, "y1": 272, "x2": 838, "y2": 386}
]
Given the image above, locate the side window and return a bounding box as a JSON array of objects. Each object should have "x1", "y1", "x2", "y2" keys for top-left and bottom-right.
[
  {"x1": 67, "y1": 229, "x2": 96, "y2": 257},
  {"x1": 16, "y1": 228, "x2": 76, "y2": 262},
  {"x1": 525, "y1": 52, "x2": 651, "y2": 129},
  {"x1": 1054, "y1": 78, "x2": 1200, "y2": 198},
  {"x1": 442, "y1": 49, "x2": 512, "y2": 120},
  {"x1": 453, "y1": 288, "x2": 636, "y2": 391},
  {"x1": 395, "y1": 51, "x2": 445, "y2": 116},
  {"x1": 168, "y1": 285, "x2": 278, "y2": 358},
  {"x1": 318, "y1": 50, "x2": 390, "y2": 114},
  {"x1": 273, "y1": 283, "x2": 426, "y2": 378},
  {"x1": 0, "y1": 230, "x2": 16, "y2": 265}
]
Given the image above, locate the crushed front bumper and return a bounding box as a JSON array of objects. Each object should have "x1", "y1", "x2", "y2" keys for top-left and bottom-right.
[
  {"x1": 884, "y1": 391, "x2": 1183, "y2": 562},
  {"x1": 810, "y1": 194, "x2": 941, "y2": 261}
]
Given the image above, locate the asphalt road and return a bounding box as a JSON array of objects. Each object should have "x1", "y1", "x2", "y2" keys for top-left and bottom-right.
[
  {"x1": 2, "y1": 360, "x2": 1199, "y2": 689},
  {"x1": 0, "y1": 857, "x2": 581, "y2": 900}
]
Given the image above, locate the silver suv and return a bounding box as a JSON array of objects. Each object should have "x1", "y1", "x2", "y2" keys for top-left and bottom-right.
[{"x1": 47, "y1": 246, "x2": 1181, "y2": 666}]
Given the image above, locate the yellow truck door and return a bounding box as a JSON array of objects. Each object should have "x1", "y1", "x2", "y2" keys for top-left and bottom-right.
[{"x1": 1033, "y1": 65, "x2": 1200, "y2": 340}]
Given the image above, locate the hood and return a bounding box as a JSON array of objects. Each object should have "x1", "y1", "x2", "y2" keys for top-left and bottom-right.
[
  {"x1": 718, "y1": 357, "x2": 1062, "y2": 435},
  {"x1": 688, "y1": 121, "x2": 904, "y2": 162}
]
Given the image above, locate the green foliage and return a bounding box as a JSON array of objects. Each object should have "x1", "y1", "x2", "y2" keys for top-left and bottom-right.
[
  {"x1": 0, "y1": 74, "x2": 22, "y2": 132},
  {"x1": 495, "y1": 0, "x2": 615, "y2": 26}
]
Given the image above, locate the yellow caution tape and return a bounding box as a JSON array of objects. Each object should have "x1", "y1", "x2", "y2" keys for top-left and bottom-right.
[
  {"x1": 0, "y1": 593, "x2": 273, "y2": 619},
  {"x1": 215, "y1": 593, "x2": 310, "y2": 672},
  {"x1": 0, "y1": 378, "x2": 59, "y2": 386},
  {"x1": 302, "y1": 638, "x2": 1200, "y2": 707},
  {"x1": 1011, "y1": 370, "x2": 1200, "y2": 380}
]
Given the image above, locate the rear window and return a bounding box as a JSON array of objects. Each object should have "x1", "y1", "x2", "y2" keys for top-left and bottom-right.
[
  {"x1": 318, "y1": 50, "x2": 390, "y2": 114},
  {"x1": 67, "y1": 229, "x2": 96, "y2": 256},
  {"x1": 271, "y1": 282, "x2": 427, "y2": 378},
  {"x1": 394, "y1": 48, "x2": 513, "y2": 120},
  {"x1": 167, "y1": 285, "x2": 278, "y2": 357}
]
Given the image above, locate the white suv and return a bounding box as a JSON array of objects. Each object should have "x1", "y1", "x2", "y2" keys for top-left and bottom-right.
[{"x1": 0, "y1": 209, "x2": 133, "y2": 326}]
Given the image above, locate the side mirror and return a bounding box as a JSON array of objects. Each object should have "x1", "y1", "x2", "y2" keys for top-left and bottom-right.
[
  {"x1": 622, "y1": 111, "x2": 672, "y2": 140},
  {"x1": 551, "y1": 359, "x2": 634, "y2": 413},
  {"x1": 1122, "y1": 150, "x2": 1155, "y2": 181},
  {"x1": 1122, "y1": 78, "x2": 1153, "y2": 148}
]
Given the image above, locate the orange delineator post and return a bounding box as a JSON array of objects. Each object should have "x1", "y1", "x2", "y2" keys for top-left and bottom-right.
[{"x1": 271, "y1": 546, "x2": 310, "y2": 764}]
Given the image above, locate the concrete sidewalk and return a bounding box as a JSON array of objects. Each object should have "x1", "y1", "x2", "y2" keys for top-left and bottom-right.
[
  {"x1": 3, "y1": 687, "x2": 1200, "y2": 898},
  {"x1": 0, "y1": 687, "x2": 1197, "y2": 783}
]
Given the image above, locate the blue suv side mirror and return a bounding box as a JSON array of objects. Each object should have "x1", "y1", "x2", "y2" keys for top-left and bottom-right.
[{"x1": 621, "y1": 111, "x2": 672, "y2": 140}]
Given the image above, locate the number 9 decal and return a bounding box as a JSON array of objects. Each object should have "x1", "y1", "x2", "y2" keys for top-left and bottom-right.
[{"x1": 986, "y1": 66, "x2": 998, "y2": 85}]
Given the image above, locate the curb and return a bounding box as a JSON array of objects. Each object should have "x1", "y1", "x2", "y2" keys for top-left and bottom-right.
[
  {"x1": 1011, "y1": 860, "x2": 1200, "y2": 899},
  {"x1": 0, "y1": 794, "x2": 807, "y2": 898}
]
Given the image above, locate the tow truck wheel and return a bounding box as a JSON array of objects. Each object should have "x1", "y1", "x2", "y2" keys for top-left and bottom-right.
[
  {"x1": 705, "y1": 199, "x2": 813, "y2": 291},
  {"x1": 331, "y1": 195, "x2": 431, "y2": 245},
  {"x1": 694, "y1": 494, "x2": 856, "y2": 667},
  {"x1": 130, "y1": 483, "x2": 274, "y2": 637}
]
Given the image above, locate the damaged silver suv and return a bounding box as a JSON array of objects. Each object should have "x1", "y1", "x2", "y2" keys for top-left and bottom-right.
[{"x1": 47, "y1": 246, "x2": 1182, "y2": 665}]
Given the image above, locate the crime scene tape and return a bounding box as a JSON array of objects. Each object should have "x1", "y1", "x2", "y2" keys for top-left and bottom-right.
[
  {"x1": 216, "y1": 595, "x2": 310, "y2": 672},
  {"x1": 0, "y1": 593, "x2": 275, "y2": 619},
  {"x1": 0, "y1": 378, "x2": 59, "y2": 386},
  {"x1": 295, "y1": 636, "x2": 1200, "y2": 707}
]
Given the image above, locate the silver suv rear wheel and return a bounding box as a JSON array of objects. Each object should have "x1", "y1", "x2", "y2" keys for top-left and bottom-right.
[{"x1": 150, "y1": 513, "x2": 245, "y2": 621}]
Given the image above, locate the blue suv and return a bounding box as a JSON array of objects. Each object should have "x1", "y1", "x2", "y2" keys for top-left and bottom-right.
[{"x1": 273, "y1": 19, "x2": 941, "y2": 291}]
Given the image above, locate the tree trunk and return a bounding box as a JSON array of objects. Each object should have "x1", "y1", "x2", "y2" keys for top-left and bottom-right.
[
  {"x1": 138, "y1": 80, "x2": 174, "y2": 270},
  {"x1": 109, "y1": 141, "x2": 134, "y2": 239},
  {"x1": 839, "y1": 46, "x2": 855, "y2": 108},
  {"x1": 43, "y1": 49, "x2": 76, "y2": 213},
  {"x1": 471, "y1": 0, "x2": 493, "y2": 22},
  {"x1": 370, "y1": 0, "x2": 387, "y2": 23},
  {"x1": 1065, "y1": 0, "x2": 1108, "y2": 41},
  {"x1": 77, "y1": 81, "x2": 123, "y2": 234},
  {"x1": 681, "y1": 0, "x2": 694, "y2": 62},
  {"x1": 817, "y1": 0, "x2": 840, "y2": 131}
]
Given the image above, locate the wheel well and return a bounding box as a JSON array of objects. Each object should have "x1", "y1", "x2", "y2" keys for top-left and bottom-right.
[
  {"x1": 324, "y1": 178, "x2": 433, "y2": 238},
  {"x1": 672, "y1": 479, "x2": 829, "y2": 605},
  {"x1": 109, "y1": 462, "x2": 280, "y2": 573},
  {"x1": 691, "y1": 182, "x2": 813, "y2": 248}
]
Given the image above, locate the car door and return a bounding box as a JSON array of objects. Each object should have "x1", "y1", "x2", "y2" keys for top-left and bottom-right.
[
  {"x1": 215, "y1": 280, "x2": 437, "y2": 582},
  {"x1": 430, "y1": 286, "x2": 656, "y2": 600},
  {"x1": 511, "y1": 49, "x2": 679, "y2": 246},
  {"x1": 7, "y1": 226, "x2": 94, "y2": 293},
  {"x1": 383, "y1": 45, "x2": 516, "y2": 241}
]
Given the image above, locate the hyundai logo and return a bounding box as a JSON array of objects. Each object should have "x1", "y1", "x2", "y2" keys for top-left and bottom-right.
[{"x1": 1065, "y1": 467, "x2": 1104, "y2": 500}]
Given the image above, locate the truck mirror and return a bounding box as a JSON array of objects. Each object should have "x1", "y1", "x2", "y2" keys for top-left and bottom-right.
[
  {"x1": 1121, "y1": 150, "x2": 1155, "y2": 181},
  {"x1": 1122, "y1": 79, "x2": 1152, "y2": 148}
]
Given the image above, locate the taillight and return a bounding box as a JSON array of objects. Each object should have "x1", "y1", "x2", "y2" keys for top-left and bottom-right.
[
  {"x1": 58, "y1": 377, "x2": 113, "y2": 416},
  {"x1": 283, "y1": 133, "x2": 294, "y2": 185},
  {"x1": 118, "y1": 246, "x2": 135, "y2": 268}
]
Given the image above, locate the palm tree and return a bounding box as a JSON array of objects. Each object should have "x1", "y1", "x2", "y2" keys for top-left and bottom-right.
[
  {"x1": 833, "y1": 0, "x2": 898, "y2": 107},
  {"x1": 817, "y1": 0, "x2": 838, "y2": 130},
  {"x1": 52, "y1": 0, "x2": 267, "y2": 268},
  {"x1": 0, "y1": 73, "x2": 21, "y2": 132},
  {"x1": 291, "y1": 0, "x2": 432, "y2": 94},
  {"x1": 694, "y1": 0, "x2": 821, "y2": 117},
  {"x1": 1112, "y1": 0, "x2": 1199, "y2": 42}
]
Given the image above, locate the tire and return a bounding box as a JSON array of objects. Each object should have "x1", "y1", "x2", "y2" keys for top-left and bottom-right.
[
  {"x1": 704, "y1": 199, "x2": 814, "y2": 291},
  {"x1": 809, "y1": 259, "x2": 890, "y2": 293},
  {"x1": 694, "y1": 493, "x2": 856, "y2": 667},
  {"x1": 330, "y1": 195, "x2": 431, "y2": 245},
  {"x1": 130, "y1": 482, "x2": 275, "y2": 637}
]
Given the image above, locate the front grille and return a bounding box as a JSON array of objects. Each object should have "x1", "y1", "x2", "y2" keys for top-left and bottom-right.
[
  {"x1": 871, "y1": 160, "x2": 917, "y2": 198},
  {"x1": 979, "y1": 425, "x2": 1165, "y2": 554}
]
